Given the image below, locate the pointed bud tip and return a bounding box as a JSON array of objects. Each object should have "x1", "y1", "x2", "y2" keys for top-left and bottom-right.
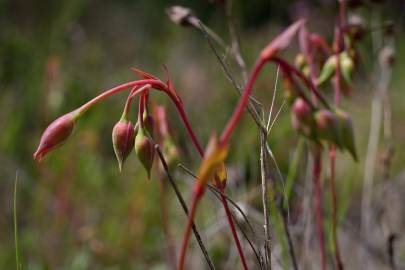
[
  {"x1": 112, "y1": 120, "x2": 135, "y2": 171},
  {"x1": 33, "y1": 112, "x2": 77, "y2": 161},
  {"x1": 135, "y1": 130, "x2": 155, "y2": 179}
]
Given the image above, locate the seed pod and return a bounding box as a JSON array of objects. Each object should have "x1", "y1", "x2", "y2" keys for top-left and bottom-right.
[
  {"x1": 33, "y1": 111, "x2": 79, "y2": 161},
  {"x1": 135, "y1": 128, "x2": 155, "y2": 179},
  {"x1": 335, "y1": 109, "x2": 358, "y2": 161},
  {"x1": 314, "y1": 109, "x2": 342, "y2": 147},
  {"x1": 112, "y1": 119, "x2": 135, "y2": 171},
  {"x1": 291, "y1": 98, "x2": 313, "y2": 137}
]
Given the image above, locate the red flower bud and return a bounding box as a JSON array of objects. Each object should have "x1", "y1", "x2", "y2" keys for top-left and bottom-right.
[
  {"x1": 135, "y1": 129, "x2": 155, "y2": 179},
  {"x1": 112, "y1": 119, "x2": 135, "y2": 171},
  {"x1": 33, "y1": 111, "x2": 78, "y2": 161}
]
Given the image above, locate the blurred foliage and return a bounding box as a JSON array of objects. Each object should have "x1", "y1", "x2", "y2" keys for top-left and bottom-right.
[{"x1": 1, "y1": 0, "x2": 405, "y2": 269}]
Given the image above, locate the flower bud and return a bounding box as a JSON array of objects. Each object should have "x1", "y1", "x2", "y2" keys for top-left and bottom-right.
[
  {"x1": 162, "y1": 138, "x2": 180, "y2": 171},
  {"x1": 317, "y1": 55, "x2": 337, "y2": 86},
  {"x1": 112, "y1": 119, "x2": 135, "y2": 171},
  {"x1": 314, "y1": 109, "x2": 342, "y2": 147},
  {"x1": 135, "y1": 128, "x2": 155, "y2": 179},
  {"x1": 142, "y1": 112, "x2": 154, "y2": 136},
  {"x1": 291, "y1": 98, "x2": 313, "y2": 137},
  {"x1": 33, "y1": 111, "x2": 79, "y2": 161},
  {"x1": 340, "y1": 52, "x2": 354, "y2": 84},
  {"x1": 335, "y1": 109, "x2": 358, "y2": 161}
]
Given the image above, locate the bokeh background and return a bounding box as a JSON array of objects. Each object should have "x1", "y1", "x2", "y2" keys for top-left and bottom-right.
[{"x1": 1, "y1": 0, "x2": 405, "y2": 269}]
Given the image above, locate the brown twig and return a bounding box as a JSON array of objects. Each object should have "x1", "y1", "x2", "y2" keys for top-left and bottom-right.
[{"x1": 154, "y1": 145, "x2": 216, "y2": 270}]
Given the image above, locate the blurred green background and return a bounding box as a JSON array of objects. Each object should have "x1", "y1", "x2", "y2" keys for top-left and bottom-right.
[{"x1": 1, "y1": 0, "x2": 405, "y2": 269}]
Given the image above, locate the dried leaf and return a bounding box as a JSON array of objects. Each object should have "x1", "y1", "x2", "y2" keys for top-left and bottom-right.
[{"x1": 196, "y1": 134, "x2": 228, "y2": 188}]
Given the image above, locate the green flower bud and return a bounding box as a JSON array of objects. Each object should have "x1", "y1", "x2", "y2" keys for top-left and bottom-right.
[
  {"x1": 162, "y1": 137, "x2": 180, "y2": 170},
  {"x1": 135, "y1": 128, "x2": 155, "y2": 179},
  {"x1": 317, "y1": 55, "x2": 337, "y2": 86},
  {"x1": 335, "y1": 109, "x2": 358, "y2": 161},
  {"x1": 340, "y1": 52, "x2": 354, "y2": 84},
  {"x1": 314, "y1": 109, "x2": 342, "y2": 147}
]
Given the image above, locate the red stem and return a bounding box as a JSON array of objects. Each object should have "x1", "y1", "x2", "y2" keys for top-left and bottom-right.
[
  {"x1": 328, "y1": 2, "x2": 346, "y2": 269},
  {"x1": 138, "y1": 94, "x2": 145, "y2": 127},
  {"x1": 77, "y1": 79, "x2": 165, "y2": 115},
  {"x1": 69, "y1": 76, "x2": 248, "y2": 269},
  {"x1": 177, "y1": 191, "x2": 201, "y2": 270},
  {"x1": 313, "y1": 148, "x2": 327, "y2": 270},
  {"x1": 174, "y1": 101, "x2": 205, "y2": 157},
  {"x1": 329, "y1": 146, "x2": 343, "y2": 270},
  {"x1": 220, "y1": 58, "x2": 266, "y2": 145},
  {"x1": 219, "y1": 186, "x2": 249, "y2": 270},
  {"x1": 154, "y1": 85, "x2": 248, "y2": 269},
  {"x1": 122, "y1": 86, "x2": 139, "y2": 119},
  {"x1": 175, "y1": 97, "x2": 249, "y2": 269},
  {"x1": 272, "y1": 57, "x2": 331, "y2": 110}
]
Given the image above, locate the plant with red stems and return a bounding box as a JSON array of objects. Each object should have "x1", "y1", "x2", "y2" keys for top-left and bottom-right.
[{"x1": 34, "y1": 2, "x2": 377, "y2": 269}]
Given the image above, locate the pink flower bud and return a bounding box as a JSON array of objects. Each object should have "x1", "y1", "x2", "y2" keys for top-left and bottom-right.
[
  {"x1": 112, "y1": 119, "x2": 135, "y2": 171},
  {"x1": 33, "y1": 111, "x2": 78, "y2": 161},
  {"x1": 291, "y1": 98, "x2": 313, "y2": 136},
  {"x1": 292, "y1": 98, "x2": 311, "y2": 121},
  {"x1": 135, "y1": 129, "x2": 155, "y2": 179}
]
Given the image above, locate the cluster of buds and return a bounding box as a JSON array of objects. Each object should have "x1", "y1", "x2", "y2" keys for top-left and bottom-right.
[
  {"x1": 317, "y1": 51, "x2": 354, "y2": 87},
  {"x1": 290, "y1": 97, "x2": 357, "y2": 160},
  {"x1": 34, "y1": 71, "x2": 184, "y2": 180}
]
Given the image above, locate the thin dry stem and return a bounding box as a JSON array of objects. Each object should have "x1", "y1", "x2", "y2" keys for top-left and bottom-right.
[{"x1": 155, "y1": 145, "x2": 215, "y2": 270}]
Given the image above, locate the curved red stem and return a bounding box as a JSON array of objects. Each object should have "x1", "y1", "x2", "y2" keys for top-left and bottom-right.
[{"x1": 220, "y1": 58, "x2": 266, "y2": 145}]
